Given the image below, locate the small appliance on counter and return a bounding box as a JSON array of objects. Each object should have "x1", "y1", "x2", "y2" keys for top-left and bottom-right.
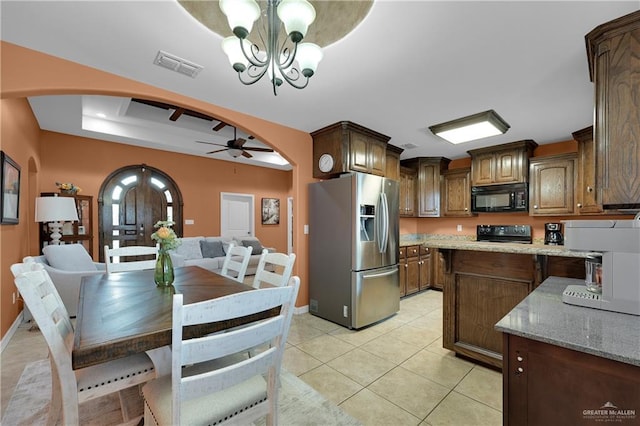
[
  {"x1": 544, "y1": 222, "x2": 563, "y2": 245},
  {"x1": 562, "y1": 215, "x2": 640, "y2": 315},
  {"x1": 476, "y1": 224, "x2": 532, "y2": 244}
]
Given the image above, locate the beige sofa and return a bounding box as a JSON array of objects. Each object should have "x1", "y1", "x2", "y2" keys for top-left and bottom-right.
[{"x1": 168, "y1": 236, "x2": 274, "y2": 275}]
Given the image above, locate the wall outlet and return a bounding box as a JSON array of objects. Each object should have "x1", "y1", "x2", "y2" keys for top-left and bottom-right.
[
  {"x1": 184, "y1": 219, "x2": 194, "y2": 225},
  {"x1": 457, "y1": 224, "x2": 463, "y2": 232},
  {"x1": 304, "y1": 224, "x2": 309, "y2": 235},
  {"x1": 343, "y1": 305, "x2": 348, "y2": 317},
  {"x1": 12, "y1": 292, "x2": 16, "y2": 304}
]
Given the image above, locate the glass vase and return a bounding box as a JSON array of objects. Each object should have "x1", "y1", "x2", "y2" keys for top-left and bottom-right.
[{"x1": 154, "y1": 248, "x2": 174, "y2": 287}]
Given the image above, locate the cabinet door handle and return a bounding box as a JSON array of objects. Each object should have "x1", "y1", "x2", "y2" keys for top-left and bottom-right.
[
  {"x1": 516, "y1": 367, "x2": 524, "y2": 375},
  {"x1": 577, "y1": 203, "x2": 582, "y2": 208},
  {"x1": 533, "y1": 205, "x2": 538, "y2": 209},
  {"x1": 587, "y1": 186, "x2": 593, "y2": 193},
  {"x1": 517, "y1": 356, "x2": 523, "y2": 362}
]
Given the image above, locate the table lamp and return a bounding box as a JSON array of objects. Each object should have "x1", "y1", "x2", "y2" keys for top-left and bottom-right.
[{"x1": 35, "y1": 195, "x2": 79, "y2": 245}]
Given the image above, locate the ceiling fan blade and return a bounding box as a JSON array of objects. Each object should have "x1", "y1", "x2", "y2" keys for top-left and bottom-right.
[
  {"x1": 213, "y1": 121, "x2": 227, "y2": 132},
  {"x1": 242, "y1": 147, "x2": 275, "y2": 152},
  {"x1": 241, "y1": 151, "x2": 253, "y2": 158},
  {"x1": 196, "y1": 140, "x2": 227, "y2": 147},
  {"x1": 235, "y1": 138, "x2": 247, "y2": 147},
  {"x1": 206, "y1": 148, "x2": 228, "y2": 154},
  {"x1": 169, "y1": 107, "x2": 185, "y2": 121}
]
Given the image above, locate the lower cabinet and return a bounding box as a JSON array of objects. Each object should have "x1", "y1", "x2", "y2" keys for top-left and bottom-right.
[
  {"x1": 443, "y1": 250, "x2": 537, "y2": 368},
  {"x1": 399, "y1": 245, "x2": 432, "y2": 297},
  {"x1": 503, "y1": 333, "x2": 640, "y2": 425}
]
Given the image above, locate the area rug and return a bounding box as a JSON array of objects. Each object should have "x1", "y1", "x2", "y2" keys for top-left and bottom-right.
[{"x1": 2, "y1": 359, "x2": 361, "y2": 426}]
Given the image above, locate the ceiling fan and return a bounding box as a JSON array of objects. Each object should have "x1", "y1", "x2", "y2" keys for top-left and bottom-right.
[{"x1": 196, "y1": 127, "x2": 274, "y2": 158}]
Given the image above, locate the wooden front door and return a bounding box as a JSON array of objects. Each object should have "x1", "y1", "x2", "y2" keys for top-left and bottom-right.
[{"x1": 98, "y1": 164, "x2": 183, "y2": 261}]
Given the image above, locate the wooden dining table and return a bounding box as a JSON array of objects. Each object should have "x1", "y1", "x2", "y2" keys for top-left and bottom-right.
[{"x1": 72, "y1": 266, "x2": 274, "y2": 370}]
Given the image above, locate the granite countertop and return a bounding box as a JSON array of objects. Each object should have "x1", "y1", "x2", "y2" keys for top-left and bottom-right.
[
  {"x1": 400, "y1": 235, "x2": 597, "y2": 258},
  {"x1": 495, "y1": 276, "x2": 640, "y2": 367}
]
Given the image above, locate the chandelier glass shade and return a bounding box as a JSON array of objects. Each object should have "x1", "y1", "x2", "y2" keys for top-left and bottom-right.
[{"x1": 219, "y1": 0, "x2": 323, "y2": 95}]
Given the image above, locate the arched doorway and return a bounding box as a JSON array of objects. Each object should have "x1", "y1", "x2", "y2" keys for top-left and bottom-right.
[{"x1": 98, "y1": 164, "x2": 183, "y2": 261}]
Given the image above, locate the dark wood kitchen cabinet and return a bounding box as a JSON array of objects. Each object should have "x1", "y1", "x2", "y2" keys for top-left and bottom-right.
[
  {"x1": 404, "y1": 245, "x2": 420, "y2": 296},
  {"x1": 468, "y1": 140, "x2": 537, "y2": 186},
  {"x1": 442, "y1": 168, "x2": 473, "y2": 217},
  {"x1": 311, "y1": 121, "x2": 390, "y2": 179},
  {"x1": 503, "y1": 333, "x2": 640, "y2": 426},
  {"x1": 402, "y1": 157, "x2": 450, "y2": 217},
  {"x1": 418, "y1": 246, "x2": 432, "y2": 291},
  {"x1": 385, "y1": 144, "x2": 403, "y2": 181},
  {"x1": 529, "y1": 153, "x2": 577, "y2": 216},
  {"x1": 443, "y1": 250, "x2": 536, "y2": 368},
  {"x1": 573, "y1": 126, "x2": 604, "y2": 214},
  {"x1": 399, "y1": 166, "x2": 417, "y2": 217},
  {"x1": 586, "y1": 11, "x2": 640, "y2": 208}
]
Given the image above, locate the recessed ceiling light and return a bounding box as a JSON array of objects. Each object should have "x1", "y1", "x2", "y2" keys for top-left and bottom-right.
[
  {"x1": 429, "y1": 110, "x2": 510, "y2": 144},
  {"x1": 96, "y1": 112, "x2": 107, "y2": 118}
]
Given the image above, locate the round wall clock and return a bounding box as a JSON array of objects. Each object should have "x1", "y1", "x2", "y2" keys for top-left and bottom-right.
[{"x1": 318, "y1": 153, "x2": 334, "y2": 173}]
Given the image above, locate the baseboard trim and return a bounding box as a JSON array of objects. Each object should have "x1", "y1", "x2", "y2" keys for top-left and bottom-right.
[{"x1": 1, "y1": 311, "x2": 24, "y2": 353}]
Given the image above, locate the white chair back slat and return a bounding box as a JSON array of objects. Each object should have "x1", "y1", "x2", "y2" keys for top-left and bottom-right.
[
  {"x1": 104, "y1": 244, "x2": 158, "y2": 274},
  {"x1": 252, "y1": 251, "x2": 296, "y2": 289},
  {"x1": 219, "y1": 242, "x2": 252, "y2": 283}
]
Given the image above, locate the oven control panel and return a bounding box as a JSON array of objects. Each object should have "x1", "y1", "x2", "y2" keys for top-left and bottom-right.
[{"x1": 476, "y1": 224, "x2": 532, "y2": 244}]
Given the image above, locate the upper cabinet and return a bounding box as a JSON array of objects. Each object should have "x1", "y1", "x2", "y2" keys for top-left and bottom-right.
[
  {"x1": 401, "y1": 157, "x2": 451, "y2": 217},
  {"x1": 385, "y1": 144, "x2": 403, "y2": 181},
  {"x1": 573, "y1": 126, "x2": 604, "y2": 214},
  {"x1": 529, "y1": 153, "x2": 577, "y2": 216},
  {"x1": 586, "y1": 10, "x2": 640, "y2": 208},
  {"x1": 467, "y1": 140, "x2": 537, "y2": 186},
  {"x1": 399, "y1": 166, "x2": 417, "y2": 217},
  {"x1": 442, "y1": 168, "x2": 474, "y2": 217},
  {"x1": 312, "y1": 121, "x2": 391, "y2": 179}
]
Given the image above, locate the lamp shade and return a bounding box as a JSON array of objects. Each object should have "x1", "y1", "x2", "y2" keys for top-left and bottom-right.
[
  {"x1": 277, "y1": 0, "x2": 316, "y2": 41},
  {"x1": 296, "y1": 42, "x2": 323, "y2": 77},
  {"x1": 219, "y1": 0, "x2": 260, "y2": 38},
  {"x1": 35, "y1": 196, "x2": 79, "y2": 222},
  {"x1": 222, "y1": 36, "x2": 252, "y2": 71}
]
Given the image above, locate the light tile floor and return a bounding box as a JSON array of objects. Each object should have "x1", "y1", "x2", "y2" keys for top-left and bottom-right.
[
  {"x1": 1, "y1": 289, "x2": 503, "y2": 426},
  {"x1": 282, "y1": 290, "x2": 503, "y2": 425}
]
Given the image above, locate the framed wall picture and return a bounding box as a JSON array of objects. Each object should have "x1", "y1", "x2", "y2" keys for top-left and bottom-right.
[
  {"x1": 1, "y1": 151, "x2": 21, "y2": 224},
  {"x1": 261, "y1": 198, "x2": 280, "y2": 225}
]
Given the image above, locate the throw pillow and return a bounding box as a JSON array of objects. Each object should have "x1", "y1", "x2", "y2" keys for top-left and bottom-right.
[
  {"x1": 43, "y1": 244, "x2": 97, "y2": 271},
  {"x1": 242, "y1": 240, "x2": 264, "y2": 255},
  {"x1": 199, "y1": 240, "x2": 226, "y2": 258},
  {"x1": 174, "y1": 237, "x2": 204, "y2": 260}
]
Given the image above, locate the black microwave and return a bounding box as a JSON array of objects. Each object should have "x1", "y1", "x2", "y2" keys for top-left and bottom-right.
[{"x1": 471, "y1": 183, "x2": 528, "y2": 213}]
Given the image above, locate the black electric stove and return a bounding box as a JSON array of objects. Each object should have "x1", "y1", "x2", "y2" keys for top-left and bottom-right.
[{"x1": 476, "y1": 224, "x2": 532, "y2": 244}]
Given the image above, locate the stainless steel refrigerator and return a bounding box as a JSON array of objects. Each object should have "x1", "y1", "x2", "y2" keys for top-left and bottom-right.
[{"x1": 309, "y1": 172, "x2": 400, "y2": 329}]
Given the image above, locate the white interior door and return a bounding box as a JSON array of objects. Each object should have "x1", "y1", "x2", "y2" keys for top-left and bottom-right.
[{"x1": 220, "y1": 193, "x2": 254, "y2": 238}]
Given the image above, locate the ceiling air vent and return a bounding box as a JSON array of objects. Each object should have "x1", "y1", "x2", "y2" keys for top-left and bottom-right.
[
  {"x1": 153, "y1": 50, "x2": 203, "y2": 78},
  {"x1": 401, "y1": 143, "x2": 418, "y2": 149}
]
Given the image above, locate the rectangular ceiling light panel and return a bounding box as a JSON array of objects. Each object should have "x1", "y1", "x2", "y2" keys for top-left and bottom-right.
[{"x1": 429, "y1": 110, "x2": 510, "y2": 144}]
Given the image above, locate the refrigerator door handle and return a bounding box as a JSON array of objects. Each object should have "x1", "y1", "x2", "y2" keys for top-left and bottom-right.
[
  {"x1": 377, "y1": 193, "x2": 389, "y2": 253},
  {"x1": 362, "y1": 268, "x2": 397, "y2": 279}
]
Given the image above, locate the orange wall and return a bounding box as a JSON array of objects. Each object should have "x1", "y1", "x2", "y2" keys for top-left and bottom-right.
[
  {"x1": 0, "y1": 97, "x2": 42, "y2": 334},
  {"x1": 39, "y1": 131, "x2": 291, "y2": 256},
  {"x1": 1, "y1": 41, "x2": 316, "y2": 339}
]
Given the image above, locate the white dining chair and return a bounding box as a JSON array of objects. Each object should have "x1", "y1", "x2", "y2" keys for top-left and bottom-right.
[
  {"x1": 104, "y1": 244, "x2": 158, "y2": 274},
  {"x1": 252, "y1": 250, "x2": 296, "y2": 288},
  {"x1": 219, "y1": 241, "x2": 252, "y2": 283},
  {"x1": 14, "y1": 267, "x2": 157, "y2": 425},
  {"x1": 141, "y1": 276, "x2": 300, "y2": 426}
]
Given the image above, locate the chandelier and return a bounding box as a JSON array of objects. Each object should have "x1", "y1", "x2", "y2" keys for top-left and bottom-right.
[{"x1": 219, "y1": 0, "x2": 323, "y2": 95}]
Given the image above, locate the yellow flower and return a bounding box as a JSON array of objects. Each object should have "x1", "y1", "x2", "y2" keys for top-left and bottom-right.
[{"x1": 155, "y1": 226, "x2": 172, "y2": 239}]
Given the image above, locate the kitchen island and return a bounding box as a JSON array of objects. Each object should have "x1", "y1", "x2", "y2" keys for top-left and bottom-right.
[
  {"x1": 413, "y1": 236, "x2": 595, "y2": 368},
  {"x1": 496, "y1": 277, "x2": 639, "y2": 425}
]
